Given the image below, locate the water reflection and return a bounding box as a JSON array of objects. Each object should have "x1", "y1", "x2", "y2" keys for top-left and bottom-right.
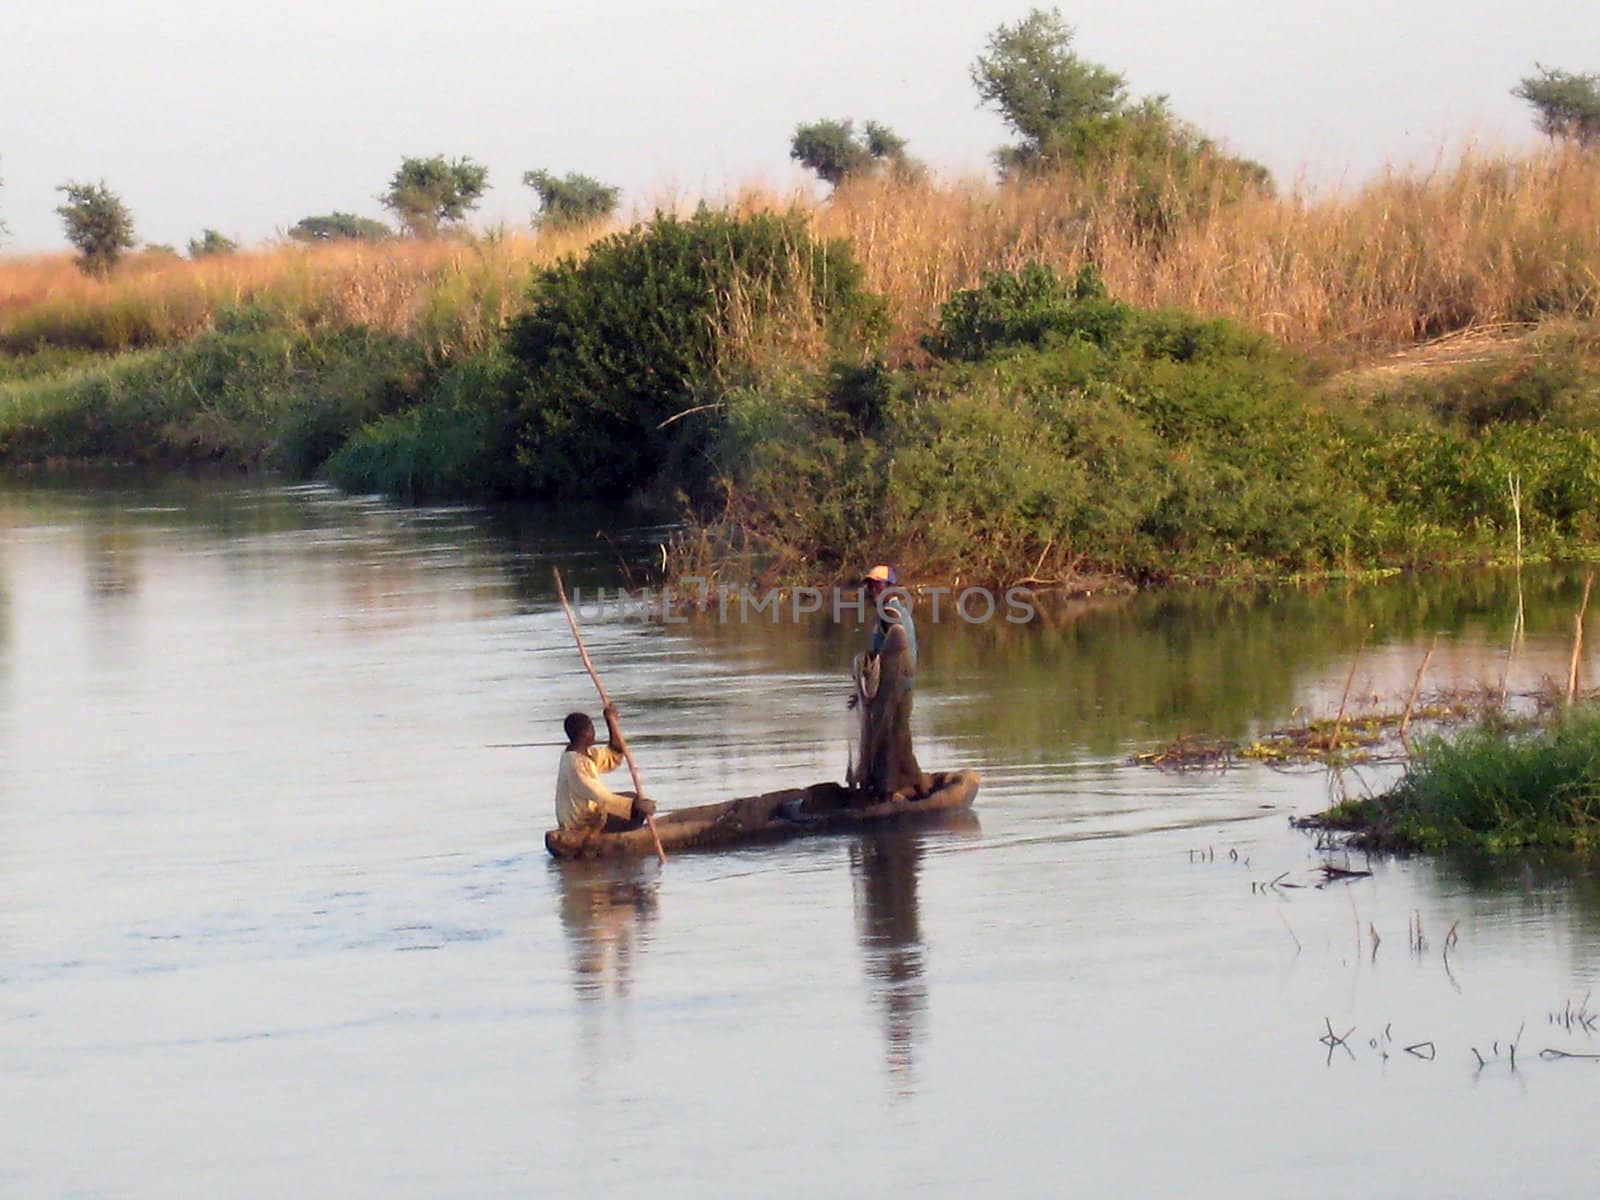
[
  {"x1": 1433, "y1": 850, "x2": 1600, "y2": 951},
  {"x1": 849, "y1": 813, "x2": 980, "y2": 1098},
  {"x1": 673, "y1": 567, "x2": 1600, "y2": 759},
  {"x1": 87, "y1": 526, "x2": 140, "y2": 601},
  {"x1": 554, "y1": 859, "x2": 659, "y2": 1005},
  {"x1": 851, "y1": 831, "x2": 927, "y2": 1097}
]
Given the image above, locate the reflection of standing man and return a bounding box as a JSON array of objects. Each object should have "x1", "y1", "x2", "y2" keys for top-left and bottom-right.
[
  {"x1": 850, "y1": 565, "x2": 930, "y2": 802},
  {"x1": 851, "y1": 832, "x2": 926, "y2": 1097}
]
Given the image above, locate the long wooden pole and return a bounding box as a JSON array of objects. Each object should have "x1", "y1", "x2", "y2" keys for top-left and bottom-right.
[{"x1": 553, "y1": 569, "x2": 666, "y2": 863}]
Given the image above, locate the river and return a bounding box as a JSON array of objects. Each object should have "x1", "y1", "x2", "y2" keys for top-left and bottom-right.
[{"x1": 3, "y1": 475, "x2": 1598, "y2": 1198}]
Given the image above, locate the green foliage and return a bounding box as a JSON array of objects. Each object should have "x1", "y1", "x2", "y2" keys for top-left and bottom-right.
[
  {"x1": 708, "y1": 279, "x2": 1353, "y2": 582},
  {"x1": 1325, "y1": 710, "x2": 1600, "y2": 852},
  {"x1": 522, "y1": 170, "x2": 620, "y2": 230},
  {"x1": 971, "y1": 8, "x2": 1134, "y2": 173},
  {"x1": 699, "y1": 272, "x2": 1600, "y2": 584},
  {"x1": 923, "y1": 263, "x2": 1125, "y2": 359},
  {"x1": 791, "y1": 118, "x2": 923, "y2": 187},
  {"x1": 324, "y1": 354, "x2": 520, "y2": 499},
  {"x1": 1514, "y1": 65, "x2": 1600, "y2": 147},
  {"x1": 55, "y1": 180, "x2": 137, "y2": 277},
  {"x1": 1370, "y1": 354, "x2": 1593, "y2": 432},
  {"x1": 504, "y1": 208, "x2": 882, "y2": 496},
  {"x1": 187, "y1": 229, "x2": 239, "y2": 258},
  {"x1": 287, "y1": 212, "x2": 392, "y2": 243},
  {"x1": 923, "y1": 263, "x2": 1270, "y2": 364},
  {"x1": 381, "y1": 155, "x2": 489, "y2": 237},
  {"x1": 791, "y1": 119, "x2": 873, "y2": 186},
  {"x1": 969, "y1": 7, "x2": 1272, "y2": 234},
  {"x1": 0, "y1": 326, "x2": 427, "y2": 471}
]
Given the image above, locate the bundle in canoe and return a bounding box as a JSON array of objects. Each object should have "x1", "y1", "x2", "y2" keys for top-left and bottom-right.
[{"x1": 545, "y1": 769, "x2": 981, "y2": 860}]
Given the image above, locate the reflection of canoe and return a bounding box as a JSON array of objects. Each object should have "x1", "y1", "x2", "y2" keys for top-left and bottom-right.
[{"x1": 545, "y1": 769, "x2": 981, "y2": 861}]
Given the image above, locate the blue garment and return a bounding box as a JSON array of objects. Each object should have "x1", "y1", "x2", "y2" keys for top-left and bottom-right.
[{"x1": 870, "y1": 594, "x2": 917, "y2": 681}]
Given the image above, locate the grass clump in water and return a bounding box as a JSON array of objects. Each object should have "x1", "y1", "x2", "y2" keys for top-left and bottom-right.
[{"x1": 1315, "y1": 709, "x2": 1600, "y2": 852}]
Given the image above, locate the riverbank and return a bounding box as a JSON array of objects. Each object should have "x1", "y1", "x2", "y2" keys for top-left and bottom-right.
[{"x1": 5, "y1": 147, "x2": 1600, "y2": 586}]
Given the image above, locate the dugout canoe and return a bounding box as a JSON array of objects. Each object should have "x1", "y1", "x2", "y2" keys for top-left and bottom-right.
[{"x1": 544, "y1": 768, "x2": 981, "y2": 860}]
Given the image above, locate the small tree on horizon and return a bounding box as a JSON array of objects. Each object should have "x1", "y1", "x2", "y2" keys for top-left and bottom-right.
[
  {"x1": 523, "y1": 169, "x2": 620, "y2": 230},
  {"x1": 55, "y1": 180, "x2": 137, "y2": 277},
  {"x1": 187, "y1": 228, "x2": 239, "y2": 258},
  {"x1": 790, "y1": 118, "x2": 923, "y2": 187},
  {"x1": 1514, "y1": 65, "x2": 1600, "y2": 147},
  {"x1": 380, "y1": 155, "x2": 489, "y2": 237},
  {"x1": 287, "y1": 212, "x2": 393, "y2": 243}
]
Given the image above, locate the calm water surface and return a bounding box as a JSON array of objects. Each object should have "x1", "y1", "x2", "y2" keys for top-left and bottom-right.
[{"x1": 3, "y1": 475, "x2": 1599, "y2": 1198}]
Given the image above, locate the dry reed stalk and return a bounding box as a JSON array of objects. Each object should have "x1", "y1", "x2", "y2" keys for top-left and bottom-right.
[
  {"x1": 1328, "y1": 625, "x2": 1373, "y2": 751},
  {"x1": 1400, "y1": 635, "x2": 1439, "y2": 747},
  {"x1": 1566, "y1": 574, "x2": 1594, "y2": 707}
]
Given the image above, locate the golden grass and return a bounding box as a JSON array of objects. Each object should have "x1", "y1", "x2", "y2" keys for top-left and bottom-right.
[
  {"x1": 3, "y1": 145, "x2": 1598, "y2": 363},
  {"x1": 813, "y1": 145, "x2": 1600, "y2": 355},
  {"x1": 0, "y1": 226, "x2": 609, "y2": 360}
]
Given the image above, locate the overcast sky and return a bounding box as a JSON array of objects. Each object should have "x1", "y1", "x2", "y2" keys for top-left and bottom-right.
[{"x1": 1, "y1": 0, "x2": 1594, "y2": 253}]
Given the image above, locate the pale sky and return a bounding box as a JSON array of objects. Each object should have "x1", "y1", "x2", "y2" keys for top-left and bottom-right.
[{"x1": 0, "y1": 0, "x2": 1594, "y2": 253}]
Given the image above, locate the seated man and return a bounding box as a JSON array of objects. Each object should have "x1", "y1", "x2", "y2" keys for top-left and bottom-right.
[{"x1": 555, "y1": 704, "x2": 656, "y2": 833}]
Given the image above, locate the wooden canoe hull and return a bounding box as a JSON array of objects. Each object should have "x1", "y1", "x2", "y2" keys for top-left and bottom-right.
[{"x1": 544, "y1": 769, "x2": 981, "y2": 860}]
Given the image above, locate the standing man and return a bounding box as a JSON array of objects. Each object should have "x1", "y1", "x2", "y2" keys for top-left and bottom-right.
[
  {"x1": 555, "y1": 705, "x2": 655, "y2": 833},
  {"x1": 850, "y1": 565, "x2": 930, "y2": 802}
]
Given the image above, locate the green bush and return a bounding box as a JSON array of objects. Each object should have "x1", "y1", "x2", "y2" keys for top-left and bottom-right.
[
  {"x1": 505, "y1": 208, "x2": 883, "y2": 497},
  {"x1": 707, "y1": 311, "x2": 1359, "y2": 581},
  {"x1": 923, "y1": 262, "x2": 1273, "y2": 365},
  {"x1": 323, "y1": 354, "x2": 520, "y2": 498}
]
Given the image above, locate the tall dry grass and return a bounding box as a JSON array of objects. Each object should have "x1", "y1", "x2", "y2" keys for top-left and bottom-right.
[
  {"x1": 3, "y1": 145, "x2": 1598, "y2": 364},
  {"x1": 0, "y1": 226, "x2": 609, "y2": 360},
  {"x1": 815, "y1": 145, "x2": 1600, "y2": 353}
]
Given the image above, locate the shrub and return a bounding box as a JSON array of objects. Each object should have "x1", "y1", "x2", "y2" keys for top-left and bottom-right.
[
  {"x1": 322, "y1": 354, "x2": 519, "y2": 498},
  {"x1": 504, "y1": 208, "x2": 883, "y2": 496},
  {"x1": 705, "y1": 303, "x2": 1354, "y2": 582},
  {"x1": 923, "y1": 262, "x2": 1272, "y2": 364}
]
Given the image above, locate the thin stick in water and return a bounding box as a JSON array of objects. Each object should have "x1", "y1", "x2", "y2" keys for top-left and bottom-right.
[
  {"x1": 1399, "y1": 636, "x2": 1437, "y2": 750},
  {"x1": 1566, "y1": 573, "x2": 1593, "y2": 707},
  {"x1": 1329, "y1": 625, "x2": 1373, "y2": 753}
]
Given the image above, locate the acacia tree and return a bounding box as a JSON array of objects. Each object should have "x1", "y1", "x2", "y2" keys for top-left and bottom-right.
[
  {"x1": 522, "y1": 170, "x2": 619, "y2": 230},
  {"x1": 187, "y1": 229, "x2": 238, "y2": 258},
  {"x1": 380, "y1": 155, "x2": 489, "y2": 237},
  {"x1": 1514, "y1": 65, "x2": 1600, "y2": 147},
  {"x1": 970, "y1": 8, "x2": 1147, "y2": 175},
  {"x1": 55, "y1": 180, "x2": 137, "y2": 277},
  {"x1": 287, "y1": 212, "x2": 392, "y2": 243},
  {"x1": 790, "y1": 118, "x2": 922, "y2": 187}
]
